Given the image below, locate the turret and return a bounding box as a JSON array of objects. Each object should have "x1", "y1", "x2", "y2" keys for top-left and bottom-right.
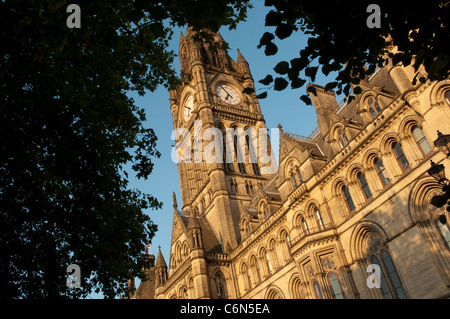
[
  {"x1": 307, "y1": 83, "x2": 340, "y2": 139},
  {"x1": 237, "y1": 48, "x2": 251, "y2": 77},
  {"x1": 135, "y1": 252, "x2": 156, "y2": 299},
  {"x1": 155, "y1": 246, "x2": 168, "y2": 288}
]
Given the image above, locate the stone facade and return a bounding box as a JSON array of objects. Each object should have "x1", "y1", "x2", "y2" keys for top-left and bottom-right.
[{"x1": 134, "y1": 28, "x2": 450, "y2": 299}]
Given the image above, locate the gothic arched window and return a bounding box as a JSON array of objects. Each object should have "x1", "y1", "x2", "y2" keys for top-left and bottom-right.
[
  {"x1": 261, "y1": 202, "x2": 270, "y2": 220},
  {"x1": 328, "y1": 273, "x2": 345, "y2": 299},
  {"x1": 221, "y1": 129, "x2": 233, "y2": 172},
  {"x1": 366, "y1": 233, "x2": 407, "y2": 299},
  {"x1": 313, "y1": 280, "x2": 323, "y2": 299},
  {"x1": 436, "y1": 216, "x2": 450, "y2": 249},
  {"x1": 234, "y1": 135, "x2": 246, "y2": 173},
  {"x1": 445, "y1": 90, "x2": 450, "y2": 106},
  {"x1": 246, "y1": 135, "x2": 260, "y2": 176},
  {"x1": 411, "y1": 125, "x2": 432, "y2": 155},
  {"x1": 314, "y1": 207, "x2": 325, "y2": 231},
  {"x1": 367, "y1": 96, "x2": 382, "y2": 119},
  {"x1": 249, "y1": 255, "x2": 260, "y2": 284},
  {"x1": 392, "y1": 142, "x2": 410, "y2": 171},
  {"x1": 291, "y1": 174, "x2": 298, "y2": 188},
  {"x1": 337, "y1": 128, "x2": 349, "y2": 149},
  {"x1": 357, "y1": 172, "x2": 372, "y2": 200},
  {"x1": 216, "y1": 272, "x2": 228, "y2": 298},
  {"x1": 301, "y1": 217, "x2": 310, "y2": 236},
  {"x1": 374, "y1": 157, "x2": 390, "y2": 186},
  {"x1": 296, "y1": 168, "x2": 303, "y2": 183},
  {"x1": 342, "y1": 185, "x2": 356, "y2": 212},
  {"x1": 240, "y1": 263, "x2": 251, "y2": 291}
]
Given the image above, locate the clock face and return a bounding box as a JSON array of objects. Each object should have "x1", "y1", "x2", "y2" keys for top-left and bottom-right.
[
  {"x1": 183, "y1": 95, "x2": 194, "y2": 122},
  {"x1": 216, "y1": 84, "x2": 241, "y2": 105}
]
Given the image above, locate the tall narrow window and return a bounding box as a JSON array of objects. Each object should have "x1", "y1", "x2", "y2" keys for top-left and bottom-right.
[
  {"x1": 216, "y1": 272, "x2": 227, "y2": 298},
  {"x1": 302, "y1": 218, "x2": 310, "y2": 235},
  {"x1": 262, "y1": 202, "x2": 270, "y2": 220},
  {"x1": 296, "y1": 168, "x2": 303, "y2": 183},
  {"x1": 342, "y1": 185, "x2": 356, "y2": 212},
  {"x1": 315, "y1": 207, "x2": 325, "y2": 231},
  {"x1": 436, "y1": 216, "x2": 450, "y2": 249},
  {"x1": 343, "y1": 133, "x2": 349, "y2": 144},
  {"x1": 370, "y1": 255, "x2": 393, "y2": 299},
  {"x1": 313, "y1": 281, "x2": 323, "y2": 299},
  {"x1": 357, "y1": 172, "x2": 372, "y2": 199},
  {"x1": 375, "y1": 101, "x2": 382, "y2": 113},
  {"x1": 265, "y1": 250, "x2": 273, "y2": 274},
  {"x1": 329, "y1": 273, "x2": 345, "y2": 299},
  {"x1": 250, "y1": 256, "x2": 261, "y2": 284},
  {"x1": 242, "y1": 263, "x2": 251, "y2": 290},
  {"x1": 234, "y1": 135, "x2": 246, "y2": 173},
  {"x1": 244, "y1": 220, "x2": 251, "y2": 237},
  {"x1": 222, "y1": 130, "x2": 233, "y2": 172},
  {"x1": 445, "y1": 91, "x2": 450, "y2": 106},
  {"x1": 246, "y1": 135, "x2": 260, "y2": 176},
  {"x1": 367, "y1": 233, "x2": 407, "y2": 299},
  {"x1": 381, "y1": 251, "x2": 407, "y2": 299},
  {"x1": 374, "y1": 158, "x2": 390, "y2": 186},
  {"x1": 245, "y1": 182, "x2": 250, "y2": 195},
  {"x1": 392, "y1": 142, "x2": 410, "y2": 171},
  {"x1": 337, "y1": 128, "x2": 349, "y2": 149},
  {"x1": 368, "y1": 97, "x2": 382, "y2": 118},
  {"x1": 291, "y1": 174, "x2": 298, "y2": 188},
  {"x1": 411, "y1": 125, "x2": 432, "y2": 155}
]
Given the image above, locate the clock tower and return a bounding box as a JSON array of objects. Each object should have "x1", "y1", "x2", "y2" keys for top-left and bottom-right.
[{"x1": 169, "y1": 27, "x2": 276, "y2": 253}]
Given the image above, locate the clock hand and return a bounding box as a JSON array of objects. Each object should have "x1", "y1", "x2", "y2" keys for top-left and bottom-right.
[{"x1": 221, "y1": 86, "x2": 232, "y2": 100}]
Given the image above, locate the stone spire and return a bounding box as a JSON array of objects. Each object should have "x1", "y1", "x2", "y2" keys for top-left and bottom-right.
[{"x1": 155, "y1": 246, "x2": 168, "y2": 288}]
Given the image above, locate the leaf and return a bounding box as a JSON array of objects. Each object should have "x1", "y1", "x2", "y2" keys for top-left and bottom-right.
[
  {"x1": 291, "y1": 78, "x2": 306, "y2": 89},
  {"x1": 351, "y1": 77, "x2": 361, "y2": 85},
  {"x1": 242, "y1": 87, "x2": 255, "y2": 95},
  {"x1": 290, "y1": 58, "x2": 300, "y2": 69},
  {"x1": 149, "y1": 22, "x2": 165, "y2": 38},
  {"x1": 325, "y1": 81, "x2": 338, "y2": 91},
  {"x1": 307, "y1": 85, "x2": 317, "y2": 96},
  {"x1": 322, "y1": 64, "x2": 331, "y2": 76},
  {"x1": 305, "y1": 66, "x2": 318, "y2": 82},
  {"x1": 439, "y1": 214, "x2": 447, "y2": 225},
  {"x1": 265, "y1": 10, "x2": 283, "y2": 26},
  {"x1": 353, "y1": 86, "x2": 362, "y2": 94},
  {"x1": 264, "y1": 42, "x2": 278, "y2": 56},
  {"x1": 287, "y1": 68, "x2": 299, "y2": 81},
  {"x1": 274, "y1": 77, "x2": 288, "y2": 91},
  {"x1": 275, "y1": 23, "x2": 293, "y2": 40},
  {"x1": 49, "y1": 0, "x2": 67, "y2": 10},
  {"x1": 258, "y1": 32, "x2": 275, "y2": 48},
  {"x1": 300, "y1": 94, "x2": 312, "y2": 105},
  {"x1": 343, "y1": 83, "x2": 351, "y2": 96},
  {"x1": 259, "y1": 74, "x2": 273, "y2": 85},
  {"x1": 274, "y1": 61, "x2": 289, "y2": 75},
  {"x1": 256, "y1": 92, "x2": 268, "y2": 99}
]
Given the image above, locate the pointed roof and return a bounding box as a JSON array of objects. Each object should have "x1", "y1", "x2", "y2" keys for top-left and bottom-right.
[
  {"x1": 155, "y1": 245, "x2": 167, "y2": 269},
  {"x1": 237, "y1": 48, "x2": 247, "y2": 64},
  {"x1": 278, "y1": 124, "x2": 327, "y2": 164},
  {"x1": 135, "y1": 268, "x2": 156, "y2": 299},
  {"x1": 187, "y1": 215, "x2": 201, "y2": 230}
]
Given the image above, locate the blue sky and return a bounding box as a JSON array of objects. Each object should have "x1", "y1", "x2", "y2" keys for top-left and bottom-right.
[{"x1": 123, "y1": 1, "x2": 347, "y2": 296}]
